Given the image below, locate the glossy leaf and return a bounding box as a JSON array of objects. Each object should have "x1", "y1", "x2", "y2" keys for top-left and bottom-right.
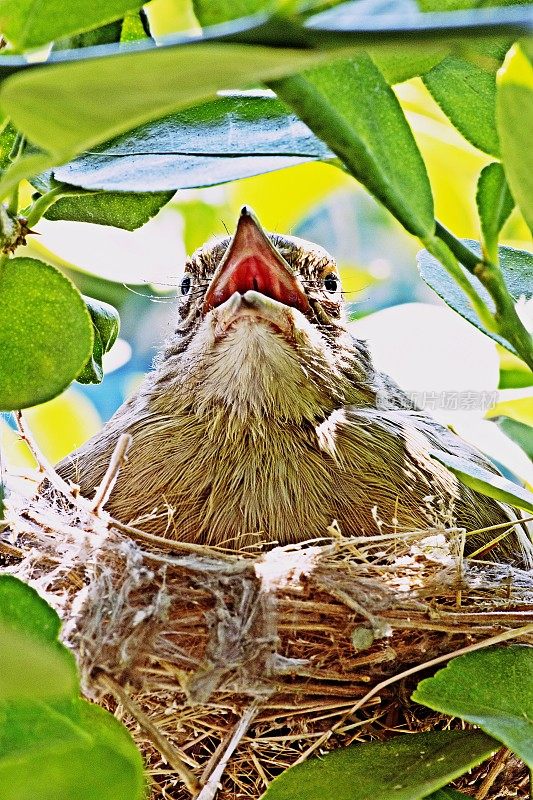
[
  {"x1": 0, "y1": 6, "x2": 529, "y2": 200},
  {"x1": 261, "y1": 730, "x2": 499, "y2": 800},
  {"x1": 0, "y1": 0, "x2": 144, "y2": 50},
  {"x1": 53, "y1": 92, "x2": 333, "y2": 192},
  {"x1": 413, "y1": 646, "x2": 533, "y2": 767},
  {"x1": 77, "y1": 297, "x2": 120, "y2": 384},
  {"x1": 496, "y1": 418, "x2": 533, "y2": 460},
  {"x1": 271, "y1": 55, "x2": 435, "y2": 238},
  {"x1": 424, "y1": 791, "x2": 469, "y2": 800},
  {"x1": 302, "y1": 3, "x2": 531, "y2": 50},
  {"x1": 120, "y1": 11, "x2": 150, "y2": 43},
  {"x1": 476, "y1": 163, "x2": 514, "y2": 263},
  {"x1": 0, "y1": 574, "x2": 61, "y2": 641},
  {"x1": 416, "y1": 0, "x2": 525, "y2": 10},
  {"x1": 303, "y1": 0, "x2": 448, "y2": 83},
  {"x1": 53, "y1": 20, "x2": 124, "y2": 51},
  {"x1": 372, "y1": 48, "x2": 446, "y2": 84},
  {"x1": 0, "y1": 151, "x2": 60, "y2": 208},
  {"x1": 417, "y1": 241, "x2": 533, "y2": 355},
  {"x1": 0, "y1": 121, "x2": 17, "y2": 174},
  {"x1": 0, "y1": 699, "x2": 145, "y2": 800},
  {"x1": 193, "y1": 0, "x2": 272, "y2": 25},
  {"x1": 45, "y1": 190, "x2": 173, "y2": 230},
  {"x1": 0, "y1": 257, "x2": 93, "y2": 410},
  {"x1": 0, "y1": 39, "x2": 329, "y2": 166},
  {"x1": 0, "y1": 483, "x2": 6, "y2": 525},
  {"x1": 0, "y1": 577, "x2": 145, "y2": 800},
  {"x1": 429, "y1": 450, "x2": 533, "y2": 513},
  {"x1": 0, "y1": 577, "x2": 77, "y2": 701},
  {"x1": 0, "y1": 625, "x2": 78, "y2": 702},
  {"x1": 496, "y1": 44, "x2": 533, "y2": 234},
  {"x1": 32, "y1": 166, "x2": 173, "y2": 229}
]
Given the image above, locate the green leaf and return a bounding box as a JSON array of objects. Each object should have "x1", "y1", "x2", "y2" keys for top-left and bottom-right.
[
  {"x1": 0, "y1": 0, "x2": 144, "y2": 50},
  {"x1": 0, "y1": 7, "x2": 527, "y2": 198},
  {"x1": 0, "y1": 627, "x2": 78, "y2": 701},
  {"x1": 0, "y1": 699, "x2": 90, "y2": 758},
  {"x1": 496, "y1": 44, "x2": 533, "y2": 234},
  {"x1": 476, "y1": 163, "x2": 514, "y2": 263},
  {"x1": 417, "y1": 241, "x2": 533, "y2": 356},
  {"x1": 0, "y1": 483, "x2": 6, "y2": 525},
  {"x1": 193, "y1": 0, "x2": 273, "y2": 26},
  {"x1": 177, "y1": 200, "x2": 228, "y2": 254},
  {"x1": 424, "y1": 791, "x2": 469, "y2": 799},
  {"x1": 416, "y1": 0, "x2": 526, "y2": 10},
  {"x1": 52, "y1": 93, "x2": 333, "y2": 193},
  {"x1": 412, "y1": 646, "x2": 533, "y2": 767},
  {"x1": 53, "y1": 20, "x2": 124, "y2": 51},
  {"x1": 0, "y1": 39, "x2": 330, "y2": 176},
  {"x1": 0, "y1": 152, "x2": 57, "y2": 205},
  {"x1": 261, "y1": 730, "x2": 499, "y2": 800},
  {"x1": 0, "y1": 257, "x2": 93, "y2": 410},
  {"x1": 423, "y1": 44, "x2": 509, "y2": 156},
  {"x1": 0, "y1": 574, "x2": 61, "y2": 641},
  {"x1": 428, "y1": 450, "x2": 533, "y2": 513},
  {"x1": 0, "y1": 577, "x2": 77, "y2": 701},
  {"x1": 0, "y1": 577, "x2": 145, "y2": 799},
  {"x1": 121, "y1": 11, "x2": 150, "y2": 43},
  {"x1": 270, "y1": 55, "x2": 435, "y2": 238},
  {"x1": 45, "y1": 190, "x2": 173, "y2": 230},
  {"x1": 31, "y1": 167, "x2": 173, "y2": 230},
  {"x1": 0, "y1": 699, "x2": 145, "y2": 800},
  {"x1": 496, "y1": 417, "x2": 533, "y2": 460},
  {"x1": 0, "y1": 122, "x2": 18, "y2": 174},
  {"x1": 372, "y1": 49, "x2": 446, "y2": 85},
  {"x1": 77, "y1": 296, "x2": 120, "y2": 384}
]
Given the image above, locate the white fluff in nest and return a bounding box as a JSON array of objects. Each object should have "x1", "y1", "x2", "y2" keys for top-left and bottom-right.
[
  {"x1": 409, "y1": 533, "x2": 457, "y2": 567},
  {"x1": 254, "y1": 544, "x2": 324, "y2": 591}
]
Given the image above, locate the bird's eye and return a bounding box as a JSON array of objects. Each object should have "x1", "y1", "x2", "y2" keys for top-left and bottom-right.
[
  {"x1": 180, "y1": 275, "x2": 192, "y2": 296},
  {"x1": 323, "y1": 273, "x2": 339, "y2": 293}
]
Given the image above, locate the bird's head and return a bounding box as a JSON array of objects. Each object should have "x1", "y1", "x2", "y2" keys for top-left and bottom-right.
[{"x1": 152, "y1": 206, "x2": 376, "y2": 422}]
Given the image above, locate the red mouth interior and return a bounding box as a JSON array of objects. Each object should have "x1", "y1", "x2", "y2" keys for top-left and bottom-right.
[{"x1": 203, "y1": 209, "x2": 309, "y2": 315}]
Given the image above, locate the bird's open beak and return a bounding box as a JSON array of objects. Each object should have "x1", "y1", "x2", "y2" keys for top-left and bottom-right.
[{"x1": 203, "y1": 206, "x2": 310, "y2": 314}]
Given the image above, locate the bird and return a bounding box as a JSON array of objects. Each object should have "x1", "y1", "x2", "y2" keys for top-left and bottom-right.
[{"x1": 57, "y1": 206, "x2": 532, "y2": 563}]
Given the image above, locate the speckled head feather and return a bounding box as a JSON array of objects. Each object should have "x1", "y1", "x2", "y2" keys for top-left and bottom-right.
[{"x1": 57, "y1": 208, "x2": 532, "y2": 561}]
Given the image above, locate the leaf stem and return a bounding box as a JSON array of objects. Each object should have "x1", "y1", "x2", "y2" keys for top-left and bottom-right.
[
  {"x1": 435, "y1": 222, "x2": 533, "y2": 370},
  {"x1": 434, "y1": 222, "x2": 483, "y2": 274},
  {"x1": 476, "y1": 259, "x2": 533, "y2": 370},
  {"x1": 5, "y1": 132, "x2": 25, "y2": 215},
  {"x1": 23, "y1": 185, "x2": 70, "y2": 228},
  {"x1": 423, "y1": 233, "x2": 496, "y2": 332}
]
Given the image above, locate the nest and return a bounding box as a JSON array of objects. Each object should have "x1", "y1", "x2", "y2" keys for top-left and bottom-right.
[{"x1": 2, "y1": 425, "x2": 532, "y2": 800}]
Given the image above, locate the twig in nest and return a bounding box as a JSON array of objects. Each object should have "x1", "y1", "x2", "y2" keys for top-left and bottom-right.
[
  {"x1": 291, "y1": 622, "x2": 533, "y2": 767},
  {"x1": 465, "y1": 516, "x2": 533, "y2": 538},
  {"x1": 14, "y1": 415, "x2": 238, "y2": 562},
  {"x1": 14, "y1": 411, "x2": 89, "y2": 508},
  {"x1": 97, "y1": 671, "x2": 201, "y2": 796},
  {"x1": 476, "y1": 747, "x2": 509, "y2": 799},
  {"x1": 91, "y1": 433, "x2": 132, "y2": 515},
  {"x1": 110, "y1": 518, "x2": 241, "y2": 563},
  {"x1": 196, "y1": 700, "x2": 261, "y2": 800}
]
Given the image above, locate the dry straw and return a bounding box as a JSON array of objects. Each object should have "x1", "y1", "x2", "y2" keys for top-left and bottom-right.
[{"x1": 2, "y1": 422, "x2": 532, "y2": 800}]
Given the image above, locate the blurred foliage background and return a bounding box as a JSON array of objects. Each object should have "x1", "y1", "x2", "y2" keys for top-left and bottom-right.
[{"x1": 1, "y1": 0, "x2": 532, "y2": 490}]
